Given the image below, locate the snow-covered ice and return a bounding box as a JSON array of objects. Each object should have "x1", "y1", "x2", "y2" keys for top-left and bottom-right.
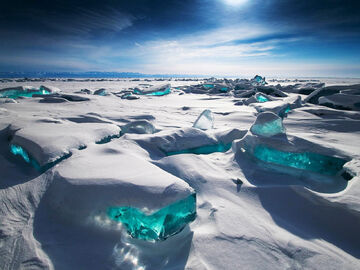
[{"x1": 0, "y1": 77, "x2": 360, "y2": 270}]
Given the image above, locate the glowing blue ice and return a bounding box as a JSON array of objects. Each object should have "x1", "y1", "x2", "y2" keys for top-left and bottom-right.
[
  {"x1": 10, "y1": 143, "x2": 71, "y2": 172},
  {"x1": 166, "y1": 143, "x2": 232, "y2": 156},
  {"x1": 250, "y1": 112, "x2": 285, "y2": 137},
  {"x1": 108, "y1": 194, "x2": 196, "y2": 241},
  {"x1": 0, "y1": 89, "x2": 50, "y2": 99},
  {"x1": 256, "y1": 94, "x2": 269, "y2": 103},
  {"x1": 133, "y1": 85, "x2": 171, "y2": 96},
  {"x1": 253, "y1": 145, "x2": 347, "y2": 176},
  {"x1": 10, "y1": 144, "x2": 40, "y2": 170}
]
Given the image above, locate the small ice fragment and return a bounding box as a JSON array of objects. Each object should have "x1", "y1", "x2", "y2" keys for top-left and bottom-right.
[
  {"x1": 121, "y1": 120, "x2": 156, "y2": 134},
  {"x1": 252, "y1": 75, "x2": 266, "y2": 85},
  {"x1": 193, "y1": 109, "x2": 214, "y2": 130},
  {"x1": 94, "y1": 88, "x2": 107, "y2": 96},
  {"x1": 255, "y1": 93, "x2": 269, "y2": 103},
  {"x1": 250, "y1": 112, "x2": 285, "y2": 137}
]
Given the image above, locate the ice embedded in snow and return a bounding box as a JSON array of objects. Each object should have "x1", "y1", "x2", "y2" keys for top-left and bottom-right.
[
  {"x1": 253, "y1": 144, "x2": 347, "y2": 176},
  {"x1": 45, "y1": 141, "x2": 195, "y2": 236},
  {"x1": 108, "y1": 193, "x2": 196, "y2": 241},
  {"x1": 255, "y1": 93, "x2": 270, "y2": 103},
  {"x1": 193, "y1": 109, "x2": 214, "y2": 130},
  {"x1": 93, "y1": 88, "x2": 107, "y2": 96},
  {"x1": 133, "y1": 83, "x2": 171, "y2": 96},
  {"x1": 0, "y1": 86, "x2": 51, "y2": 99},
  {"x1": 252, "y1": 75, "x2": 266, "y2": 85},
  {"x1": 121, "y1": 120, "x2": 156, "y2": 134},
  {"x1": 250, "y1": 112, "x2": 286, "y2": 137}
]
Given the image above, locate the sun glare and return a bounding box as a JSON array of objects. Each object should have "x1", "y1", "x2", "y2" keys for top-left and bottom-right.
[{"x1": 222, "y1": 0, "x2": 248, "y2": 6}]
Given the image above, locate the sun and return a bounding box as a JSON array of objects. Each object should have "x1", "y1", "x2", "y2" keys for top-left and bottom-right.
[{"x1": 222, "y1": 0, "x2": 248, "y2": 6}]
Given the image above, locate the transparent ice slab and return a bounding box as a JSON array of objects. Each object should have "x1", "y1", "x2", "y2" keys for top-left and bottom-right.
[
  {"x1": 250, "y1": 117, "x2": 285, "y2": 137},
  {"x1": 108, "y1": 193, "x2": 196, "y2": 241},
  {"x1": 193, "y1": 109, "x2": 214, "y2": 130},
  {"x1": 253, "y1": 145, "x2": 347, "y2": 176}
]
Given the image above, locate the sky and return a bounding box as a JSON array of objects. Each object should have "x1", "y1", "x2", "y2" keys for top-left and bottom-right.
[{"x1": 0, "y1": 0, "x2": 360, "y2": 77}]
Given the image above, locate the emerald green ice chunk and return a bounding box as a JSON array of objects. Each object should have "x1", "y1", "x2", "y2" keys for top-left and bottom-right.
[
  {"x1": 256, "y1": 94, "x2": 269, "y2": 103},
  {"x1": 166, "y1": 143, "x2": 232, "y2": 156},
  {"x1": 253, "y1": 145, "x2": 347, "y2": 175},
  {"x1": 108, "y1": 194, "x2": 196, "y2": 241},
  {"x1": 0, "y1": 89, "x2": 50, "y2": 99}
]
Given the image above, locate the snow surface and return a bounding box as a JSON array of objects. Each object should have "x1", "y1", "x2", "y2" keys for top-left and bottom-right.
[{"x1": 0, "y1": 78, "x2": 360, "y2": 270}]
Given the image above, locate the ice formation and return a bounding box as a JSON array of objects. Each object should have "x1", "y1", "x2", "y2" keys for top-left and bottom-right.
[
  {"x1": 254, "y1": 145, "x2": 347, "y2": 176},
  {"x1": 133, "y1": 84, "x2": 171, "y2": 96},
  {"x1": 0, "y1": 87, "x2": 50, "y2": 99},
  {"x1": 108, "y1": 193, "x2": 196, "y2": 241},
  {"x1": 252, "y1": 75, "x2": 266, "y2": 85},
  {"x1": 193, "y1": 109, "x2": 214, "y2": 130},
  {"x1": 93, "y1": 88, "x2": 107, "y2": 96},
  {"x1": 166, "y1": 142, "x2": 232, "y2": 156},
  {"x1": 250, "y1": 112, "x2": 286, "y2": 137},
  {"x1": 121, "y1": 120, "x2": 156, "y2": 134},
  {"x1": 255, "y1": 93, "x2": 269, "y2": 103},
  {"x1": 10, "y1": 144, "x2": 40, "y2": 170}
]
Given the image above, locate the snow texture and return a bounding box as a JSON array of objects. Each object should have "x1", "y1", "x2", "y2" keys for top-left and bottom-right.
[{"x1": 0, "y1": 77, "x2": 360, "y2": 270}]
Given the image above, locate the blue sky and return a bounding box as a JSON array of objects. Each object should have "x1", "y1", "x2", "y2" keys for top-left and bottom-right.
[{"x1": 0, "y1": 0, "x2": 359, "y2": 77}]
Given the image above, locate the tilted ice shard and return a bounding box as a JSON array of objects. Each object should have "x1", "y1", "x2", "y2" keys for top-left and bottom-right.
[
  {"x1": 250, "y1": 112, "x2": 285, "y2": 137},
  {"x1": 253, "y1": 145, "x2": 346, "y2": 176},
  {"x1": 193, "y1": 109, "x2": 214, "y2": 130},
  {"x1": 108, "y1": 193, "x2": 196, "y2": 241}
]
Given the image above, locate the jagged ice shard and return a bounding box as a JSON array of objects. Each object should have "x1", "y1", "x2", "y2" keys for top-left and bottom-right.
[
  {"x1": 193, "y1": 109, "x2": 214, "y2": 130},
  {"x1": 250, "y1": 112, "x2": 285, "y2": 137},
  {"x1": 108, "y1": 194, "x2": 196, "y2": 241},
  {"x1": 254, "y1": 145, "x2": 346, "y2": 176}
]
